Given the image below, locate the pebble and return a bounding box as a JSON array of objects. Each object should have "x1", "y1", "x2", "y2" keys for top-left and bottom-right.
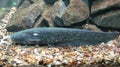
[
  {"x1": 14, "y1": 59, "x2": 23, "y2": 64},
  {"x1": 118, "y1": 57, "x2": 120, "y2": 63},
  {"x1": 0, "y1": 35, "x2": 3, "y2": 39}
]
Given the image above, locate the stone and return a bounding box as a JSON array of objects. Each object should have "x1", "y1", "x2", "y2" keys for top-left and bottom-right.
[
  {"x1": 92, "y1": 9, "x2": 120, "y2": 28},
  {"x1": 61, "y1": 0, "x2": 90, "y2": 26},
  {"x1": 33, "y1": 0, "x2": 66, "y2": 27},
  {"x1": 91, "y1": 0, "x2": 120, "y2": 14},
  {"x1": 17, "y1": 0, "x2": 41, "y2": 9},
  {"x1": 17, "y1": 0, "x2": 32, "y2": 9},
  {"x1": 6, "y1": 1, "x2": 43, "y2": 32},
  {"x1": 40, "y1": 5, "x2": 55, "y2": 27},
  {"x1": 51, "y1": 0, "x2": 66, "y2": 18},
  {"x1": 82, "y1": 24, "x2": 102, "y2": 32}
]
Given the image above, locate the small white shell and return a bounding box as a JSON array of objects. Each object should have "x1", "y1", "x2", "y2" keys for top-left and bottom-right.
[{"x1": 14, "y1": 59, "x2": 23, "y2": 63}]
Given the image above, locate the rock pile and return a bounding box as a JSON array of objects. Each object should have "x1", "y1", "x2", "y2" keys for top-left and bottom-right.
[{"x1": 6, "y1": 0, "x2": 120, "y2": 32}]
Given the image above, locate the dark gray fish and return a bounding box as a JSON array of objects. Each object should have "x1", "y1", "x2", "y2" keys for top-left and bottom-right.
[{"x1": 11, "y1": 28, "x2": 119, "y2": 46}]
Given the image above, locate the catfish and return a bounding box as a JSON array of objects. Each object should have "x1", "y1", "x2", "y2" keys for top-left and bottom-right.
[{"x1": 11, "y1": 28, "x2": 120, "y2": 46}]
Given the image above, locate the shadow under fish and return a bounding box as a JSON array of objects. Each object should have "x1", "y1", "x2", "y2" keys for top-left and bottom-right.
[{"x1": 10, "y1": 28, "x2": 120, "y2": 46}]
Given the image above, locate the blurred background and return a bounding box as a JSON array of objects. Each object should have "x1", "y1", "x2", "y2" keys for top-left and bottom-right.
[{"x1": 0, "y1": 0, "x2": 19, "y2": 20}]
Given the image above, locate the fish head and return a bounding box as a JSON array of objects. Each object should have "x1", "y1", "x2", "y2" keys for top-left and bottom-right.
[
  {"x1": 11, "y1": 30, "x2": 43, "y2": 44},
  {"x1": 10, "y1": 31, "x2": 30, "y2": 44}
]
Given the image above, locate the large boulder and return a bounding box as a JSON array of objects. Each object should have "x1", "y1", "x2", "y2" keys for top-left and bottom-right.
[
  {"x1": 33, "y1": 0, "x2": 66, "y2": 27},
  {"x1": 6, "y1": 0, "x2": 120, "y2": 32},
  {"x1": 91, "y1": 0, "x2": 120, "y2": 14},
  {"x1": 90, "y1": 0, "x2": 120, "y2": 29},
  {"x1": 17, "y1": 0, "x2": 32, "y2": 9},
  {"x1": 6, "y1": 1, "x2": 43, "y2": 32},
  {"x1": 92, "y1": 10, "x2": 120, "y2": 28},
  {"x1": 61, "y1": 0, "x2": 90, "y2": 26}
]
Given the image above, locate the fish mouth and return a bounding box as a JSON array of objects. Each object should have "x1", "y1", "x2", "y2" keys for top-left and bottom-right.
[
  {"x1": 11, "y1": 38, "x2": 25, "y2": 44},
  {"x1": 10, "y1": 34, "x2": 25, "y2": 44},
  {"x1": 24, "y1": 38, "x2": 41, "y2": 44}
]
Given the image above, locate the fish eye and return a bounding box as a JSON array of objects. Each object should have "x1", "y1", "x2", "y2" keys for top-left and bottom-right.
[{"x1": 33, "y1": 32, "x2": 39, "y2": 36}]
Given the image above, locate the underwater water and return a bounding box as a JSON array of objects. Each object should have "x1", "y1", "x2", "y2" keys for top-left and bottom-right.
[
  {"x1": 0, "y1": 0, "x2": 120, "y2": 66},
  {"x1": 0, "y1": 0, "x2": 21, "y2": 8},
  {"x1": 0, "y1": 0, "x2": 19, "y2": 19}
]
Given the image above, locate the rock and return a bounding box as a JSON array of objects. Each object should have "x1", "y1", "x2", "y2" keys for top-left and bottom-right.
[
  {"x1": 61, "y1": 0, "x2": 90, "y2": 26},
  {"x1": 41, "y1": 4, "x2": 55, "y2": 27},
  {"x1": 91, "y1": 0, "x2": 120, "y2": 14},
  {"x1": 82, "y1": 24, "x2": 102, "y2": 32},
  {"x1": 49, "y1": 0, "x2": 66, "y2": 27},
  {"x1": 32, "y1": 3, "x2": 54, "y2": 27},
  {"x1": 17, "y1": 0, "x2": 32, "y2": 9},
  {"x1": 51, "y1": 0, "x2": 66, "y2": 18},
  {"x1": 92, "y1": 10, "x2": 120, "y2": 28},
  {"x1": 17, "y1": 0, "x2": 41, "y2": 9},
  {"x1": 33, "y1": 0, "x2": 66, "y2": 27},
  {"x1": 6, "y1": 1, "x2": 43, "y2": 32},
  {"x1": 90, "y1": 0, "x2": 120, "y2": 29}
]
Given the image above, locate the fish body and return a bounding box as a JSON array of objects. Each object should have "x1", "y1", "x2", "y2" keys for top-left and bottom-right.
[{"x1": 11, "y1": 28, "x2": 119, "y2": 46}]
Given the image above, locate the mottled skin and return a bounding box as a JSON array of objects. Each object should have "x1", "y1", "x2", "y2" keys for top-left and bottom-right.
[{"x1": 11, "y1": 28, "x2": 119, "y2": 46}]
